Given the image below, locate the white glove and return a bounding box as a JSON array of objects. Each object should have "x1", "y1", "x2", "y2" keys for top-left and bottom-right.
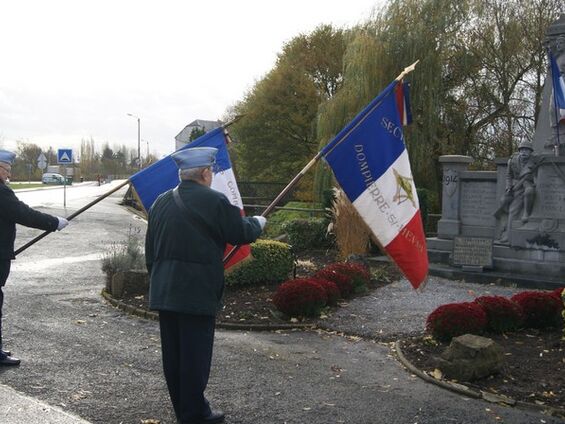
[
  {"x1": 57, "y1": 217, "x2": 69, "y2": 231},
  {"x1": 253, "y1": 216, "x2": 267, "y2": 230}
]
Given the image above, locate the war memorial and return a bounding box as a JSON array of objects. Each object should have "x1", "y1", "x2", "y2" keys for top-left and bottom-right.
[{"x1": 427, "y1": 15, "x2": 565, "y2": 284}]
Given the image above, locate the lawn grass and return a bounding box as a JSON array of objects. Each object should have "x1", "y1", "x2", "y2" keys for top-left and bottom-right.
[{"x1": 9, "y1": 182, "x2": 47, "y2": 190}]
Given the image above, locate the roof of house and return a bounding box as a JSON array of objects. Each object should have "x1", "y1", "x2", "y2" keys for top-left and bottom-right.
[{"x1": 174, "y1": 119, "x2": 223, "y2": 142}]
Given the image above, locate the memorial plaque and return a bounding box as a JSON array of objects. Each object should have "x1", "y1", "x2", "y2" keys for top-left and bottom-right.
[
  {"x1": 460, "y1": 181, "x2": 497, "y2": 226},
  {"x1": 452, "y1": 236, "x2": 493, "y2": 268}
]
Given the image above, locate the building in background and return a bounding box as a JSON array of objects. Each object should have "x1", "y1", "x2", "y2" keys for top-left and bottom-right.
[{"x1": 174, "y1": 119, "x2": 223, "y2": 151}]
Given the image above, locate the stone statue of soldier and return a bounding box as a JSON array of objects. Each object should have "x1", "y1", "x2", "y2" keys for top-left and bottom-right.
[{"x1": 494, "y1": 141, "x2": 539, "y2": 243}]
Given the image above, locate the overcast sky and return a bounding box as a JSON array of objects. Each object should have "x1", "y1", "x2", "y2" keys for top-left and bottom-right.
[{"x1": 0, "y1": 0, "x2": 382, "y2": 159}]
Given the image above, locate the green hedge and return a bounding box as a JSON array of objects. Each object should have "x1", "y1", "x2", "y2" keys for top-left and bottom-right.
[
  {"x1": 282, "y1": 218, "x2": 334, "y2": 252},
  {"x1": 225, "y1": 239, "x2": 295, "y2": 286},
  {"x1": 263, "y1": 201, "x2": 324, "y2": 238}
]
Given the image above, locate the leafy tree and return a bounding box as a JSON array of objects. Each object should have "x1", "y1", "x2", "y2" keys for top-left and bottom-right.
[
  {"x1": 314, "y1": 0, "x2": 564, "y2": 201},
  {"x1": 189, "y1": 127, "x2": 206, "y2": 141},
  {"x1": 230, "y1": 25, "x2": 346, "y2": 199}
]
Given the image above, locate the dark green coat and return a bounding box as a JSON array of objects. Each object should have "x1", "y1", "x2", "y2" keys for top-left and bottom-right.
[
  {"x1": 146, "y1": 180, "x2": 262, "y2": 316},
  {"x1": 0, "y1": 182, "x2": 59, "y2": 260}
]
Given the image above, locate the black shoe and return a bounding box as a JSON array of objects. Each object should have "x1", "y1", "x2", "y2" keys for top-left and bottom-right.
[
  {"x1": 1, "y1": 349, "x2": 11, "y2": 357},
  {"x1": 183, "y1": 410, "x2": 225, "y2": 424},
  {"x1": 0, "y1": 355, "x2": 21, "y2": 366},
  {"x1": 199, "y1": 410, "x2": 225, "y2": 424}
]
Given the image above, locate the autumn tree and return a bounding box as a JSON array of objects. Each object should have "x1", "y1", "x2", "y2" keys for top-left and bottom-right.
[{"x1": 230, "y1": 25, "x2": 346, "y2": 199}]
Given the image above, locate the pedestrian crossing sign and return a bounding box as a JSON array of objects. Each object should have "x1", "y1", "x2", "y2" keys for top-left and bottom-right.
[{"x1": 57, "y1": 149, "x2": 73, "y2": 164}]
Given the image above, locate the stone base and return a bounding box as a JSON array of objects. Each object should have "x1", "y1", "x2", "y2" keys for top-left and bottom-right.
[
  {"x1": 427, "y1": 237, "x2": 565, "y2": 282},
  {"x1": 437, "y1": 219, "x2": 460, "y2": 239}
]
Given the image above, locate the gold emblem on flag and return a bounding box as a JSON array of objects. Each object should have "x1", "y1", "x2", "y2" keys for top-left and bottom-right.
[{"x1": 393, "y1": 168, "x2": 416, "y2": 207}]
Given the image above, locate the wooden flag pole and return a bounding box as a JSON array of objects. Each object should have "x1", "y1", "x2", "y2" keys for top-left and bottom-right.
[
  {"x1": 223, "y1": 61, "x2": 419, "y2": 265},
  {"x1": 14, "y1": 179, "x2": 131, "y2": 257},
  {"x1": 15, "y1": 115, "x2": 247, "y2": 258}
]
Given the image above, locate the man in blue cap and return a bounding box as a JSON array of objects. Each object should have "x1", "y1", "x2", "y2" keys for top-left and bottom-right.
[
  {"x1": 0, "y1": 149, "x2": 69, "y2": 366},
  {"x1": 145, "y1": 147, "x2": 266, "y2": 424}
]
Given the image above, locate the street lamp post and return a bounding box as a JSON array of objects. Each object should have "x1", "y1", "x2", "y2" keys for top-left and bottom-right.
[{"x1": 127, "y1": 113, "x2": 141, "y2": 170}]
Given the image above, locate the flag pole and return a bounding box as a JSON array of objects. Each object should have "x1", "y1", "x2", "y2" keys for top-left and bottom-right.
[
  {"x1": 16, "y1": 115, "x2": 247, "y2": 258},
  {"x1": 14, "y1": 179, "x2": 130, "y2": 257},
  {"x1": 551, "y1": 67, "x2": 561, "y2": 157},
  {"x1": 223, "y1": 62, "x2": 419, "y2": 264}
]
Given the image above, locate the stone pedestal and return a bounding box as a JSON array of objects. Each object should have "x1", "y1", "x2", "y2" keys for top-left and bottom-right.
[{"x1": 437, "y1": 155, "x2": 473, "y2": 239}]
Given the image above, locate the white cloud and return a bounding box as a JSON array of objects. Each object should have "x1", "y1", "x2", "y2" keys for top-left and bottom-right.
[{"x1": 0, "y1": 0, "x2": 381, "y2": 157}]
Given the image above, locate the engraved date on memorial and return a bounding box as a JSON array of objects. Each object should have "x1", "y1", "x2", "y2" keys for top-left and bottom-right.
[{"x1": 452, "y1": 237, "x2": 493, "y2": 267}]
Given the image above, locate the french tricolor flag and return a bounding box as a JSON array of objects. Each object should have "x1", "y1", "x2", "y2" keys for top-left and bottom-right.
[
  {"x1": 549, "y1": 51, "x2": 565, "y2": 124},
  {"x1": 321, "y1": 80, "x2": 428, "y2": 289},
  {"x1": 130, "y1": 127, "x2": 251, "y2": 269}
]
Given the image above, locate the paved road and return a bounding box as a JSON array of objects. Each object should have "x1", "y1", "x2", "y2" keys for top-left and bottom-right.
[{"x1": 0, "y1": 183, "x2": 561, "y2": 423}]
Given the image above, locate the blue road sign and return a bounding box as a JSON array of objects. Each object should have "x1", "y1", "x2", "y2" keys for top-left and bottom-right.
[{"x1": 57, "y1": 149, "x2": 73, "y2": 164}]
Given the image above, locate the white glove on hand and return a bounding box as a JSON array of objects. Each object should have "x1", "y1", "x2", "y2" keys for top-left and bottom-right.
[
  {"x1": 57, "y1": 217, "x2": 69, "y2": 231},
  {"x1": 253, "y1": 216, "x2": 267, "y2": 230}
]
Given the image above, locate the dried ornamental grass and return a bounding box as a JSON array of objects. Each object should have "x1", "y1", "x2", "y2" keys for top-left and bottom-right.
[{"x1": 328, "y1": 188, "x2": 371, "y2": 260}]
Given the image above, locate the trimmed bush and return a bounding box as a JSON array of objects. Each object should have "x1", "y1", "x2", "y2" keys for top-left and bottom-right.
[
  {"x1": 510, "y1": 291, "x2": 563, "y2": 329},
  {"x1": 262, "y1": 201, "x2": 324, "y2": 238},
  {"x1": 313, "y1": 278, "x2": 340, "y2": 306},
  {"x1": 225, "y1": 240, "x2": 294, "y2": 287},
  {"x1": 323, "y1": 262, "x2": 370, "y2": 294},
  {"x1": 474, "y1": 296, "x2": 524, "y2": 333},
  {"x1": 314, "y1": 268, "x2": 354, "y2": 298},
  {"x1": 282, "y1": 218, "x2": 333, "y2": 251},
  {"x1": 272, "y1": 278, "x2": 327, "y2": 317},
  {"x1": 551, "y1": 287, "x2": 564, "y2": 304},
  {"x1": 426, "y1": 302, "x2": 488, "y2": 342}
]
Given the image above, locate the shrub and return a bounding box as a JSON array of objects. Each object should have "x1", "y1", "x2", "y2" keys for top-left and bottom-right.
[
  {"x1": 225, "y1": 240, "x2": 294, "y2": 287},
  {"x1": 102, "y1": 225, "x2": 145, "y2": 289},
  {"x1": 282, "y1": 218, "x2": 333, "y2": 251},
  {"x1": 426, "y1": 302, "x2": 488, "y2": 342},
  {"x1": 474, "y1": 296, "x2": 524, "y2": 333},
  {"x1": 262, "y1": 201, "x2": 324, "y2": 238},
  {"x1": 272, "y1": 278, "x2": 327, "y2": 317},
  {"x1": 327, "y1": 188, "x2": 370, "y2": 260},
  {"x1": 323, "y1": 262, "x2": 370, "y2": 294},
  {"x1": 551, "y1": 287, "x2": 564, "y2": 304},
  {"x1": 313, "y1": 278, "x2": 340, "y2": 306},
  {"x1": 314, "y1": 268, "x2": 354, "y2": 298},
  {"x1": 510, "y1": 291, "x2": 563, "y2": 329}
]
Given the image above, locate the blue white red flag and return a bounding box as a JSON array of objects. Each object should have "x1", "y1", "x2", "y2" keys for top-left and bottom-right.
[
  {"x1": 549, "y1": 51, "x2": 565, "y2": 124},
  {"x1": 320, "y1": 80, "x2": 428, "y2": 289},
  {"x1": 129, "y1": 127, "x2": 251, "y2": 269}
]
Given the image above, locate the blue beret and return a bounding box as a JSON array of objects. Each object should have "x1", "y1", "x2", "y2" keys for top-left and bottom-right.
[
  {"x1": 172, "y1": 147, "x2": 218, "y2": 169},
  {"x1": 0, "y1": 150, "x2": 16, "y2": 165}
]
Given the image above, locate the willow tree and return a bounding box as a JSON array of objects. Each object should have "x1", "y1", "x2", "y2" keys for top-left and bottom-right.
[
  {"x1": 315, "y1": 0, "x2": 470, "y2": 200},
  {"x1": 314, "y1": 0, "x2": 564, "y2": 202}
]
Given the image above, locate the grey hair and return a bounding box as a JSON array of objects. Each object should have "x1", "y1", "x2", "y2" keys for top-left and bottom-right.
[{"x1": 179, "y1": 166, "x2": 209, "y2": 181}]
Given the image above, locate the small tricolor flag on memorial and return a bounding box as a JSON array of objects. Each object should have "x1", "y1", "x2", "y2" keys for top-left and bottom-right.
[
  {"x1": 549, "y1": 51, "x2": 565, "y2": 124},
  {"x1": 129, "y1": 127, "x2": 251, "y2": 269},
  {"x1": 320, "y1": 80, "x2": 428, "y2": 289}
]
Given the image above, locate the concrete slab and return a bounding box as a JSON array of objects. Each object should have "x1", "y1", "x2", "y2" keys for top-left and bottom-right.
[{"x1": 0, "y1": 384, "x2": 91, "y2": 424}]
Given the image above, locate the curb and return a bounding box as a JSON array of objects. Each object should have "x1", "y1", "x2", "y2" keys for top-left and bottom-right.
[
  {"x1": 100, "y1": 290, "x2": 314, "y2": 331},
  {"x1": 394, "y1": 340, "x2": 565, "y2": 419}
]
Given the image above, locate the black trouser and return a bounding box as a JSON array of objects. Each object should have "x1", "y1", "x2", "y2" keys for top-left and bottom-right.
[
  {"x1": 159, "y1": 311, "x2": 216, "y2": 423},
  {"x1": 0, "y1": 260, "x2": 11, "y2": 354}
]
